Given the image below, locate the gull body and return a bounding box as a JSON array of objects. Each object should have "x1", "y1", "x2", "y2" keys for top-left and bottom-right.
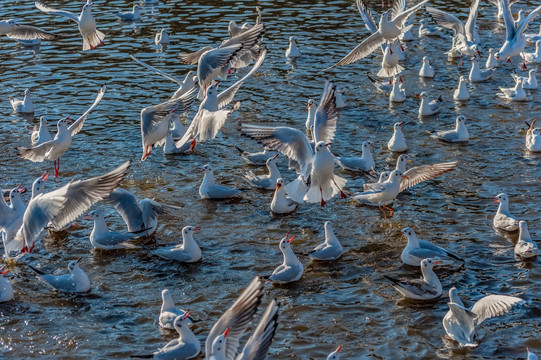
[
  {"x1": 400, "y1": 227, "x2": 463, "y2": 266},
  {"x1": 86, "y1": 210, "x2": 137, "y2": 250},
  {"x1": 114, "y1": 4, "x2": 141, "y2": 21},
  {"x1": 269, "y1": 234, "x2": 303, "y2": 283},
  {"x1": 389, "y1": 78, "x2": 406, "y2": 102},
  {"x1": 512, "y1": 69, "x2": 538, "y2": 89},
  {"x1": 515, "y1": 220, "x2": 539, "y2": 259},
  {"x1": 384, "y1": 258, "x2": 442, "y2": 300},
  {"x1": 152, "y1": 226, "x2": 202, "y2": 263},
  {"x1": 499, "y1": 78, "x2": 527, "y2": 101},
  {"x1": 419, "y1": 92, "x2": 442, "y2": 116},
  {"x1": 469, "y1": 57, "x2": 494, "y2": 82},
  {"x1": 353, "y1": 169, "x2": 405, "y2": 206},
  {"x1": 388, "y1": 121, "x2": 407, "y2": 152},
  {"x1": 435, "y1": 116, "x2": 469, "y2": 143},
  {"x1": 526, "y1": 120, "x2": 541, "y2": 152},
  {"x1": 199, "y1": 164, "x2": 242, "y2": 200},
  {"x1": 9, "y1": 89, "x2": 33, "y2": 113},
  {"x1": 492, "y1": 193, "x2": 518, "y2": 231},
  {"x1": 454, "y1": 76, "x2": 470, "y2": 101},
  {"x1": 271, "y1": 178, "x2": 298, "y2": 214},
  {"x1": 418, "y1": 56, "x2": 434, "y2": 78},
  {"x1": 524, "y1": 40, "x2": 541, "y2": 63},
  {"x1": 285, "y1": 36, "x2": 301, "y2": 59},
  {"x1": 153, "y1": 314, "x2": 200, "y2": 360},
  {"x1": 243, "y1": 154, "x2": 281, "y2": 190},
  {"x1": 159, "y1": 289, "x2": 193, "y2": 329},
  {"x1": 29, "y1": 258, "x2": 90, "y2": 293},
  {"x1": 309, "y1": 221, "x2": 343, "y2": 261},
  {"x1": 336, "y1": 141, "x2": 376, "y2": 172}
]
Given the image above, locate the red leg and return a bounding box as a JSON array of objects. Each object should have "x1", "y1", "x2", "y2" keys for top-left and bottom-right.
[
  {"x1": 320, "y1": 186, "x2": 326, "y2": 207},
  {"x1": 521, "y1": 53, "x2": 527, "y2": 70},
  {"x1": 397, "y1": 39, "x2": 405, "y2": 52},
  {"x1": 54, "y1": 159, "x2": 59, "y2": 178},
  {"x1": 332, "y1": 179, "x2": 347, "y2": 199},
  {"x1": 382, "y1": 204, "x2": 394, "y2": 217},
  {"x1": 378, "y1": 205, "x2": 388, "y2": 220},
  {"x1": 190, "y1": 139, "x2": 196, "y2": 152}
]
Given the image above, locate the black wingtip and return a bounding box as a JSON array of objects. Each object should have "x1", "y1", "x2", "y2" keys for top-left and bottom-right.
[
  {"x1": 28, "y1": 265, "x2": 46, "y2": 276},
  {"x1": 234, "y1": 145, "x2": 245, "y2": 154},
  {"x1": 383, "y1": 274, "x2": 400, "y2": 284}
]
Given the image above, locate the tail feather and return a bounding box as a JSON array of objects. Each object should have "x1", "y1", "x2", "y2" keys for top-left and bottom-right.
[
  {"x1": 284, "y1": 177, "x2": 308, "y2": 203},
  {"x1": 28, "y1": 265, "x2": 46, "y2": 276}
]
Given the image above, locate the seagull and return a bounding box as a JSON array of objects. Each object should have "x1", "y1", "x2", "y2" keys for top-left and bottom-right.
[
  {"x1": 159, "y1": 289, "x2": 194, "y2": 329},
  {"x1": 0, "y1": 266, "x2": 13, "y2": 302},
  {"x1": 199, "y1": 164, "x2": 242, "y2": 200},
  {"x1": 269, "y1": 233, "x2": 303, "y2": 284},
  {"x1": 524, "y1": 40, "x2": 541, "y2": 63},
  {"x1": 130, "y1": 55, "x2": 199, "y2": 100},
  {"x1": 378, "y1": 40, "x2": 404, "y2": 78},
  {"x1": 285, "y1": 36, "x2": 301, "y2": 59},
  {"x1": 31, "y1": 116, "x2": 52, "y2": 146},
  {"x1": 328, "y1": 0, "x2": 429, "y2": 68},
  {"x1": 179, "y1": 23, "x2": 266, "y2": 99},
  {"x1": 526, "y1": 119, "x2": 541, "y2": 152},
  {"x1": 389, "y1": 77, "x2": 406, "y2": 102},
  {"x1": 9, "y1": 161, "x2": 130, "y2": 254},
  {"x1": 305, "y1": 99, "x2": 318, "y2": 130},
  {"x1": 453, "y1": 76, "x2": 470, "y2": 101},
  {"x1": 336, "y1": 140, "x2": 377, "y2": 172},
  {"x1": 469, "y1": 57, "x2": 494, "y2": 82},
  {"x1": 35, "y1": 1, "x2": 105, "y2": 51},
  {"x1": 140, "y1": 88, "x2": 196, "y2": 161},
  {"x1": 163, "y1": 130, "x2": 193, "y2": 155},
  {"x1": 485, "y1": 48, "x2": 503, "y2": 68},
  {"x1": 388, "y1": 122, "x2": 407, "y2": 152},
  {"x1": 243, "y1": 154, "x2": 281, "y2": 190},
  {"x1": 426, "y1": 0, "x2": 482, "y2": 60},
  {"x1": 29, "y1": 258, "x2": 90, "y2": 293},
  {"x1": 234, "y1": 146, "x2": 278, "y2": 166},
  {"x1": 236, "y1": 299, "x2": 280, "y2": 360},
  {"x1": 366, "y1": 72, "x2": 393, "y2": 94},
  {"x1": 114, "y1": 4, "x2": 141, "y2": 21},
  {"x1": 418, "y1": 56, "x2": 435, "y2": 78},
  {"x1": 491, "y1": 193, "x2": 518, "y2": 231},
  {"x1": 152, "y1": 226, "x2": 202, "y2": 263},
  {"x1": 384, "y1": 258, "x2": 442, "y2": 300},
  {"x1": 205, "y1": 276, "x2": 265, "y2": 359},
  {"x1": 400, "y1": 227, "x2": 463, "y2": 266},
  {"x1": 495, "y1": 0, "x2": 541, "y2": 69},
  {"x1": 242, "y1": 81, "x2": 345, "y2": 206},
  {"x1": 155, "y1": 29, "x2": 170, "y2": 46},
  {"x1": 175, "y1": 48, "x2": 266, "y2": 151},
  {"x1": 309, "y1": 221, "x2": 343, "y2": 261},
  {"x1": 443, "y1": 286, "x2": 524, "y2": 347},
  {"x1": 363, "y1": 171, "x2": 390, "y2": 191},
  {"x1": 435, "y1": 115, "x2": 469, "y2": 143},
  {"x1": 84, "y1": 210, "x2": 139, "y2": 250},
  {"x1": 499, "y1": 78, "x2": 528, "y2": 101},
  {"x1": 512, "y1": 69, "x2": 538, "y2": 89},
  {"x1": 271, "y1": 178, "x2": 298, "y2": 214},
  {"x1": 515, "y1": 220, "x2": 539, "y2": 259},
  {"x1": 152, "y1": 313, "x2": 201, "y2": 359},
  {"x1": 103, "y1": 188, "x2": 180, "y2": 237},
  {"x1": 418, "y1": 92, "x2": 442, "y2": 116},
  {"x1": 17, "y1": 85, "x2": 107, "y2": 177},
  {"x1": 353, "y1": 169, "x2": 406, "y2": 219},
  {"x1": 418, "y1": 18, "x2": 441, "y2": 37},
  {"x1": 0, "y1": 186, "x2": 34, "y2": 258},
  {"x1": 9, "y1": 89, "x2": 34, "y2": 113},
  {"x1": 0, "y1": 19, "x2": 54, "y2": 42}
]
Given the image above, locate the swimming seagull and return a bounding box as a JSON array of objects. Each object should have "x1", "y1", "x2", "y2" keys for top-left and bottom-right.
[
  {"x1": 155, "y1": 29, "x2": 170, "y2": 46},
  {"x1": 485, "y1": 48, "x2": 502, "y2": 68},
  {"x1": 17, "y1": 85, "x2": 107, "y2": 177},
  {"x1": 525, "y1": 119, "x2": 541, "y2": 152},
  {"x1": 234, "y1": 146, "x2": 278, "y2": 166},
  {"x1": 9, "y1": 89, "x2": 34, "y2": 113},
  {"x1": 243, "y1": 154, "x2": 281, "y2": 190},
  {"x1": 0, "y1": 19, "x2": 54, "y2": 41},
  {"x1": 309, "y1": 221, "x2": 343, "y2": 261},
  {"x1": 31, "y1": 116, "x2": 52, "y2": 146},
  {"x1": 84, "y1": 210, "x2": 141, "y2": 250},
  {"x1": 389, "y1": 77, "x2": 406, "y2": 102},
  {"x1": 418, "y1": 56, "x2": 434, "y2": 78},
  {"x1": 499, "y1": 77, "x2": 528, "y2": 101},
  {"x1": 140, "y1": 88, "x2": 196, "y2": 161},
  {"x1": 524, "y1": 40, "x2": 541, "y2": 63},
  {"x1": 453, "y1": 76, "x2": 470, "y2": 101},
  {"x1": 10, "y1": 161, "x2": 130, "y2": 254},
  {"x1": 434, "y1": 115, "x2": 469, "y2": 143},
  {"x1": 114, "y1": 4, "x2": 140, "y2": 21},
  {"x1": 384, "y1": 258, "x2": 442, "y2": 300},
  {"x1": 515, "y1": 220, "x2": 539, "y2": 259},
  {"x1": 159, "y1": 289, "x2": 194, "y2": 329},
  {"x1": 271, "y1": 178, "x2": 298, "y2": 214},
  {"x1": 269, "y1": 233, "x2": 303, "y2": 283},
  {"x1": 152, "y1": 226, "x2": 202, "y2": 263},
  {"x1": 102, "y1": 188, "x2": 180, "y2": 237},
  {"x1": 495, "y1": 0, "x2": 541, "y2": 70},
  {"x1": 163, "y1": 130, "x2": 193, "y2": 155},
  {"x1": 512, "y1": 69, "x2": 538, "y2": 89},
  {"x1": 443, "y1": 286, "x2": 524, "y2": 347},
  {"x1": 400, "y1": 227, "x2": 463, "y2": 266},
  {"x1": 35, "y1": 1, "x2": 105, "y2": 51},
  {"x1": 469, "y1": 57, "x2": 494, "y2": 82},
  {"x1": 0, "y1": 266, "x2": 13, "y2": 302},
  {"x1": 205, "y1": 276, "x2": 265, "y2": 359},
  {"x1": 199, "y1": 164, "x2": 242, "y2": 200},
  {"x1": 130, "y1": 55, "x2": 198, "y2": 100},
  {"x1": 152, "y1": 313, "x2": 201, "y2": 359},
  {"x1": 388, "y1": 121, "x2": 408, "y2": 152},
  {"x1": 29, "y1": 258, "x2": 90, "y2": 293},
  {"x1": 336, "y1": 140, "x2": 377, "y2": 173},
  {"x1": 285, "y1": 36, "x2": 301, "y2": 59},
  {"x1": 418, "y1": 92, "x2": 442, "y2": 116},
  {"x1": 242, "y1": 81, "x2": 346, "y2": 206},
  {"x1": 327, "y1": 345, "x2": 342, "y2": 360},
  {"x1": 175, "y1": 48, "x2": 267, "y2": 151},
  {"x1": 328, "y1": 0, "x2": 429, "y2": 68},
  {"x1": 492, "y1": 193, "x2": 518, "y2": 231}
]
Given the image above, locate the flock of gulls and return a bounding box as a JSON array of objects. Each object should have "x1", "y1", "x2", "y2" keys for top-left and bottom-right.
[{"x1": 0, "y1": 0, "x2": 540, "y2": 358}]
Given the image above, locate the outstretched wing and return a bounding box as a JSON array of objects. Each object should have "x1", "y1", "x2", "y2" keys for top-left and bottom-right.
[
  {"x1": 313, "y1": 81, "x2": 338, "y2": 144},
  {"x1": 6, "y1": 23, "x2": 55, "y2": 40},
  {"x1": 68, "y1": 85, "x2": 107, "y2": 136},
  {"x1": 400, "y1": 161, "x2": 458, "y2": 192},
  {"x1": 35, "y1": 1, "x2": 79, "y2": 22},
  {"x1": 471, "y1": 295, "x2": 524, "y2": 325}
]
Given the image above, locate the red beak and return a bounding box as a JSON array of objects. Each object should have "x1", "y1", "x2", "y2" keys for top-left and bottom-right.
[
  {"x1": 272, "y1": 154, "x2": 279, "y2": 160},
  {"x1": 336, "y1": 345, "x2": 342, "y2": 354},
  {"x1": 76, "y1": 257, "x2": 82, "y2": 263},
  {"x1": 287, "y1": 235, "x2": 295, "y2": 243},
  {"x1": 492, "y1": 197, "x2": 499, "y2": 203},
  {"x1": 193, "y1": 227, "x2": 201, "y2": 231},
  {"x1": 183, "y1": 311, "x2": 191, "y2": 320},
  {"x1": 42, "y1": 172, "x2": 49, "y2": 181},
  {"x1": 224, "y1": 328, "x2": 230, "y2": 338}
]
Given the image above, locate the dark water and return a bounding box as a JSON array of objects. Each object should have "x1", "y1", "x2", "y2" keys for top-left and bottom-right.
[{"x1": 1, "y1": 0, "x2": 540, "y2": 358}]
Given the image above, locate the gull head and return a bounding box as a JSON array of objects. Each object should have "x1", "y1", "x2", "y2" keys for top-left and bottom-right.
[
  {"x1": 211, "y1": 328, "x2": 230, "y2": 355},
  {"x1": 421, "y1": 257, "x2": 441, "y2": 270},
  {"x1": 84, "y1": 210, "x2": 100, "y2": 221},
  {"x1": 173, "y1": 312, "x2": 192, "y2": 331},
  {"x1": 529, "y1": 69, "x2": 537, "y2": 76},
  {"x1": 397, "y1": 153, "x2": 412, "y2": 164},
  {"x1": 24, "y1": 89, "x2": 31, "y2": 96},
  {"x1": 279, "y1": 232, "x2": 295, "y2": 250},
  {"x1": 362, "y1": 140, "x2": 377, "y2": 149},
  {"x1": 315, "y1": 141, "x2": 331, "y2": 153},
  {"x1": 492, "y1": 193, "x2": 508, "y2": 204},
  {"x1": 39, "y1": 116, "x2": 47, "y2": 125},
  {"x1": 266, "y1": 153, "x2": 279, "y2": 166},
  {"x1": 307, "y1": 99, "x2": 317, "y2": 109},
  {"x1": 275, "y1": 178, "x2": 285, "y2": 190},
  {"x1": 289, "y1": 36, "x2": 297, "y2": 43},
  {"x1": 32, "y1": 172, "x2": 49, "y2": 195},
  {"x1": 133, "y1": 4, "x2": 140, "y2": 11},
  {"x1": 494, "y1": 51, "x2": 502, "y2": 61},
  {"x1": 419, "y1": 92, "x2": 428, "y2": 99},
  {"x1": 198, "y1": 164, "x2": 213, "y2": 175},
  {"x1": 394, "y1": 121, "x2": 404, "y2": 130},
  {"x1": 68, "y1": 257, "x2": 82, "y2": 273},
  {"x1": 401, "y1": 227, "x2": 415, "y2": 237},
  {"x1": 327, "y1": 345, "x2": 342, "y2": 360},
  {"x1": 456, "y1": 115, "x2": 468, "y2": 124},
  {"x1": 182, "y1": 226, "x2": 200, "y2": 236}
]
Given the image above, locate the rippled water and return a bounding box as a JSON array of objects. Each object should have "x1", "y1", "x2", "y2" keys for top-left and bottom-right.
[{"x1": 1, "y1": 0, "x2": 540, "y2": 358}]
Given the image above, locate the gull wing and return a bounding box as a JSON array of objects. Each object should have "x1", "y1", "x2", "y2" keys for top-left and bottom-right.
[
  {"x1": 130, "y1": 54, "x2": 183, "y2": 84},
  {"x1": 313, "y1": 81, "x2": 338, "y2": 144},
  {"x1": 35, "y1": 1, "x2": 79, "y2": 22},
  {"x1": 470, "y1": 295, "x2": 524, "y2": 325},
  {"x1": 400, "y1": 161, "x2": 458, "y2": 192},
  {"x1": 465, "y1": 0, "x2": 481, "y2": 42},
  {"x1": 6, "y1": 23, "x2": 55, "y2": 40},
  {"x1": 69, "y1": 85, "x2": 107, "y2": 136}
]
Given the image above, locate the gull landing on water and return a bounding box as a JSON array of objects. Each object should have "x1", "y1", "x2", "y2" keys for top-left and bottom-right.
[{"x1": 35, "y1": 1, "x2": 105, "y2": 51}]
